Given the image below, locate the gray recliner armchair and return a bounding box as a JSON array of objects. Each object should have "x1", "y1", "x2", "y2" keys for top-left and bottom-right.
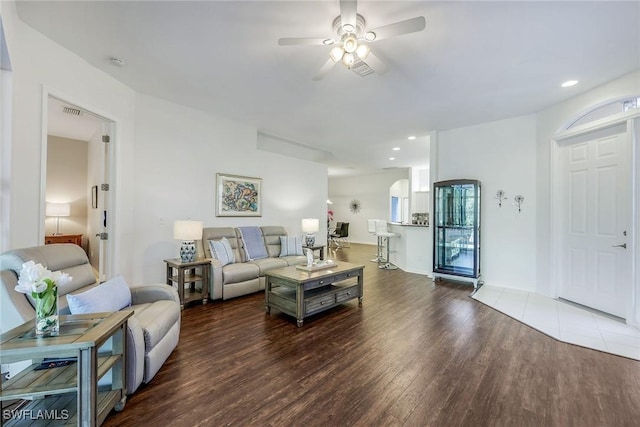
[{"x1": 0, "y1": 244, "x2": 181, "y2": 394}]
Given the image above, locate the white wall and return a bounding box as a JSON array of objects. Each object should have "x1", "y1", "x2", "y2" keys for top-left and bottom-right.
[
  {"x1": 132, "y1": 94, "x2": 328, "y2": 284},
  {"x1": 2, "y1": 2, "x2": 137, "y2": 281},
  {"x1": 2, "y1": 4, "x2": 327, "y2": 291},
  {"x1": 436, "y1": 115, "x2": 538, "y2": 290},
  {"x1": 328, "y1": 169, "x2": 410, "y2": 245}
]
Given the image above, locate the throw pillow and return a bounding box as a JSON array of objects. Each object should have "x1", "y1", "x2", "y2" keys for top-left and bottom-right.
[
  {"x1": 66, "y1": 275, "x2": 132, "y2": 314},
  {"x1": 209, "y1": 237, "x2": 235, "y2": 266},
  {"x1": 279, "y1": 236, "x2": 303, "y2": 257},
  {"x1": 237, "y1": 227, "x2": 268, "y2": 260}
]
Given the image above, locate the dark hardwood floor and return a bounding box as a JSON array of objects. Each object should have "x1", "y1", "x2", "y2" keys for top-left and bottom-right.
[{"x1": 104, "y1": 244, "x2": 640, "y2": 426}]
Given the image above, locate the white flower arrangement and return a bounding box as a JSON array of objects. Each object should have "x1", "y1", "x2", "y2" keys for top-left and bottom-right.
[
  {"x1": 15, "y1": 261, "x2": 72, "y2": 334},
  {"x1": 15, "y1": 261, "x2": 72, "y2": 297}
]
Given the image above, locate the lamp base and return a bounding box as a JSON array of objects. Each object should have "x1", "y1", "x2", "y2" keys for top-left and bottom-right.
[
  {"x1": 180, "y1": 240, "x2": 196, "y2": 263},
  {"x1": 304, "y1": 234, "x2": 315, "y2": 247}
]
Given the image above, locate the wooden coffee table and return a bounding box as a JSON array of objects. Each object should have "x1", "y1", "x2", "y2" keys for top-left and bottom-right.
[{"x1": 265, "y1": 261, "x2": 364, "y2": 327}]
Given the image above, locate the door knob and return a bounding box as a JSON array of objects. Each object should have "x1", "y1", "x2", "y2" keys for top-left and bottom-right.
[{"x1": 612, "y1": 243, "x2": 627, "y2": 249}]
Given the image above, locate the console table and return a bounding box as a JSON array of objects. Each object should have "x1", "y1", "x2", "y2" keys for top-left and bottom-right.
[
  {"x1": 45, "y1": 234, "x2": 83, "y2": 246},
  {"x1": 265, "y1": 261, "x2": 364, "y2": 327},
  {"x1": 0, "y1": 311, "x2": 131, "y2": 426}
]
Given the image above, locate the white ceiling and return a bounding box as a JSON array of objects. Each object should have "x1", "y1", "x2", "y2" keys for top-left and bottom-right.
[{"x1": 17, "y1": 1, "x2": 640, "y2": 176}]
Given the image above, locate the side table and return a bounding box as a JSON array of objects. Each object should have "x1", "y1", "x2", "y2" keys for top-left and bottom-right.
[
  {"x1": 164, "y1": 258, "x2": 210, "y2": 309},
  {"x1": 302, "y1": 245, "x2": 325, "y2": 260},
  {"x1": 45, "y1": 234, "x2": 83, "y2": 246},
  {"x1": 0, "y1": 311, "x2": 132, "y2": 426}
]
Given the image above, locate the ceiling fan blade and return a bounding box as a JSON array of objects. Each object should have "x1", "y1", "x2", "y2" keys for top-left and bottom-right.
[
  {"x1": 340, "y1": 0, "x2": 357, "y2": 31},
  {"x1": 312, "y1": 58, "x2": 338, "y2": 81},
  {"x1": 368, "y1": 16, "x2": 426, "y2": 41},
  {"x1": 364, "y1": 51, "x2": 389, "y2": 75},
  {"x1": 278, "y1": 38, "x2": 328, "y2": 46}
]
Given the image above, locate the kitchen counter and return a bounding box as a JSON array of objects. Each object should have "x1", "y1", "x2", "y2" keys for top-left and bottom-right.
[{"x1": 388, "y1": 223, "x2": 431, "y2": 276}]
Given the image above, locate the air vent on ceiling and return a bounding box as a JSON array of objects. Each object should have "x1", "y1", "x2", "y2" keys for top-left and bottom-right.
[
  {"x1": 62, "y1": 106, "x2": 82, "y2": 116},
  {"x1": 351, "y1": 59, "x2": 375, "y2": 77}
]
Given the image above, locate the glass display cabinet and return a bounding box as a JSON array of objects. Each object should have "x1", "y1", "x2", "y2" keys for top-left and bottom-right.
[{"x1": 432, "y1": 179, "x2": 481, "y2": 288}]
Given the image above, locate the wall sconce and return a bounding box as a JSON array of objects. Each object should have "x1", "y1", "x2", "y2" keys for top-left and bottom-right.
[
  {"x1": 301, "y1": 218, "x2": 319, "y2": 247},
  {"x1": 514, "y1": 195, "x2": 525, "y2": 212},
  {"x1": 173, "y1": 220, "x2": 203, "y2": 262},
  {"x1": 46, "y1": 202, "x2": 71, "y2": 235},
  {"x1": 495, "y1": 190, "x2": 508, "y2": 207}
]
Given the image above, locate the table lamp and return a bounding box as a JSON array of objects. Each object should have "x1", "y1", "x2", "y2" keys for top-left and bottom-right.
[
  {"x1": 173, "y1": 220, "x2": 203, "y2": 262},
  {"x1": 46, "y1": 203, "x2": 71, "y2": 235},
  {"x1": 301, "y1": 218, "x2": 319, "y2": 247}
]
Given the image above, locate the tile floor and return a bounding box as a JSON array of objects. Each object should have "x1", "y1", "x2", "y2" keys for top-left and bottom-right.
[{"x1": 471, "y1": 285, "x2": 640, "y2": 361}]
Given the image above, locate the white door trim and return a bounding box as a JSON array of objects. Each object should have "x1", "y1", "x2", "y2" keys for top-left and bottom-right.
[
  {"x1": 551, "y1": 109, "x2": 640, "y2": 326},
  {"x1": 40, "y1": 85, "x2": 118, "y2": 280}
]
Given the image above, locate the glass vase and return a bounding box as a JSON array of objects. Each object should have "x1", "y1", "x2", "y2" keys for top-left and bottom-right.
[{"x1": 35, "y1": 285, "x2": 59, "y2": 336}]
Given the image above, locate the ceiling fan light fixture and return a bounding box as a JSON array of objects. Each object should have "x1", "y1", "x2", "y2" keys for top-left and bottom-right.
[
  {"x1": 365, "y1": 31, "x2": 376, "y2": 41},
  {"x1": 342, "y1": 23, "x2": 355, "y2": 33},
  {"x1": 329, "y1": 46, "x2": 345, "y2": 62},
  {"x1": 356, "y1": 44, "x2": 370, "y2": 60},
  {"x1": 342, "y1": 52, "x2": 355, "y2": 68},
  {"x1": 343, "y1": 35, "x2": 358, "y2": 53}
]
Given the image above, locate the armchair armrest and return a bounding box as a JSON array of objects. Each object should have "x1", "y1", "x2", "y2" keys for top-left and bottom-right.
[{"x1": 130, "y1": 283, "x2": 180, "y2": 305}]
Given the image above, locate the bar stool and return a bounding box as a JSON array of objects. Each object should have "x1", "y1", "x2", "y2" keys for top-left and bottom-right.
[
  {"x1": 374, "y1": 220, "x2": 398, "y2": 270},
  {"x1": 368, "y1": 219, "x2": 384, "y2": 263}
]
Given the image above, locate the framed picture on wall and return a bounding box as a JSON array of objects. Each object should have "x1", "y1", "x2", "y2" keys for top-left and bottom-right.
[
  {"x1": 91, "y1": 185, "x2": 98, "y2": 209},
  {"x1": 216, "y1": 173, "x2": 262, "y2": 217}
]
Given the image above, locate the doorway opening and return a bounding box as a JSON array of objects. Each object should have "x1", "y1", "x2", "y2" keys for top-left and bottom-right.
[{"x1": 43, "y1": 94, "x2": 114, "y2": 282}]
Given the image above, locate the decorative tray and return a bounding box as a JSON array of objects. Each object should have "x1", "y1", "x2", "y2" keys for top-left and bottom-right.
[{"x1": 296, "y1": 260, "x2": 337, "y2": 271}]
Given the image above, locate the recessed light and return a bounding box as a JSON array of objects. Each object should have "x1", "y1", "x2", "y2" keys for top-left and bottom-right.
[
  {"x1": 392, "y1": 147, "x2": 400, "y2": 151},
  {"x1": 365, "y1": 31, "x2": 376, "y2": 41},
  {"x1": 561, "y1": 80, "x2": 578, "y2": 88},
  {"x1": 389, "y1": 157, "x2": 395, "y2": 161},
  {"x1": 408, "y1": 136, "x2": 416, "y2": 140},
  {"x1": 322, "y1": 39, "x2": 334, "y2": 46}
]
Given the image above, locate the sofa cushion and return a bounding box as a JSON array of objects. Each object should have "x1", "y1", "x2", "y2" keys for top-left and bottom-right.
[
  {"x1": 261, "y1": 226, "x2": 288, "y2": 258},
  {"x1": 66, "y1": 275, "x2": 131, "y2": 314},
  {"x1": 202, "y1": 227, "x2": 242, "y2": 265},
  {"x1": 208, "y1": 237, "x2": 235, "y2": 266},
  {"x1": 132, "y1": 300, "x2": 180, "y2": 349},
  {"x1": 222, "y1": 262, "x2": 260, "y2": 284},
  {"x1": 237, "y1": 227, "x2": 268, "y2": 260},
  {"x1": 279, "y1": 236, "x2": 303, "y2": 256},
  {"x1": 249, "y1": 257, "x2": 288, "y2": 275}
]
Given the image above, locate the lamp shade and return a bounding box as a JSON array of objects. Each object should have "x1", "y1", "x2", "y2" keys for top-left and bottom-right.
[
  {"x1": 45, "y1": 203, "x2": 70, "y2": 217},
  {"x1": 173, "y1": 220, "x2": 203, "y2": 241},
  {"x1": 301, "y1": 218, "x2": 319, "y2": 234}
]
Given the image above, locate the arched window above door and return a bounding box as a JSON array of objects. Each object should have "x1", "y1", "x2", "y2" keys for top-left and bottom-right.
[{"x1": 566, "y1": 96, "x2": 639, "y2": 130}]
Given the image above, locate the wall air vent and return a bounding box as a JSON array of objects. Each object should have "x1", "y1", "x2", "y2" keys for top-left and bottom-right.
[
  {"x1": 350, "y1": 59, "x2": 375, "y2": 77},
  {"x1": 62, "y1": 106, "x2": 82, "y2": 116}
]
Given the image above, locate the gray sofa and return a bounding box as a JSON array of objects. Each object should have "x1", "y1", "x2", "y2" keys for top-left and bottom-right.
[
  {"x1": 201, "y1": 225, "x2": 306, "y2": 300},
  {"x1": 0, "y1": 244, "x2": 180, "y2": 394}
]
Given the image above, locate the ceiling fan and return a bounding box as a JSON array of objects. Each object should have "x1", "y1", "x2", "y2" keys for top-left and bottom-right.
[{"x1": 278, "y1": 0, "x2": 426, "y2": 81}]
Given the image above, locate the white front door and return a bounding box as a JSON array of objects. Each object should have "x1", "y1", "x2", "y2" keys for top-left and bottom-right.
[{"x1": 557, "y1": 123, "x2": 631, "y2": 318}]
